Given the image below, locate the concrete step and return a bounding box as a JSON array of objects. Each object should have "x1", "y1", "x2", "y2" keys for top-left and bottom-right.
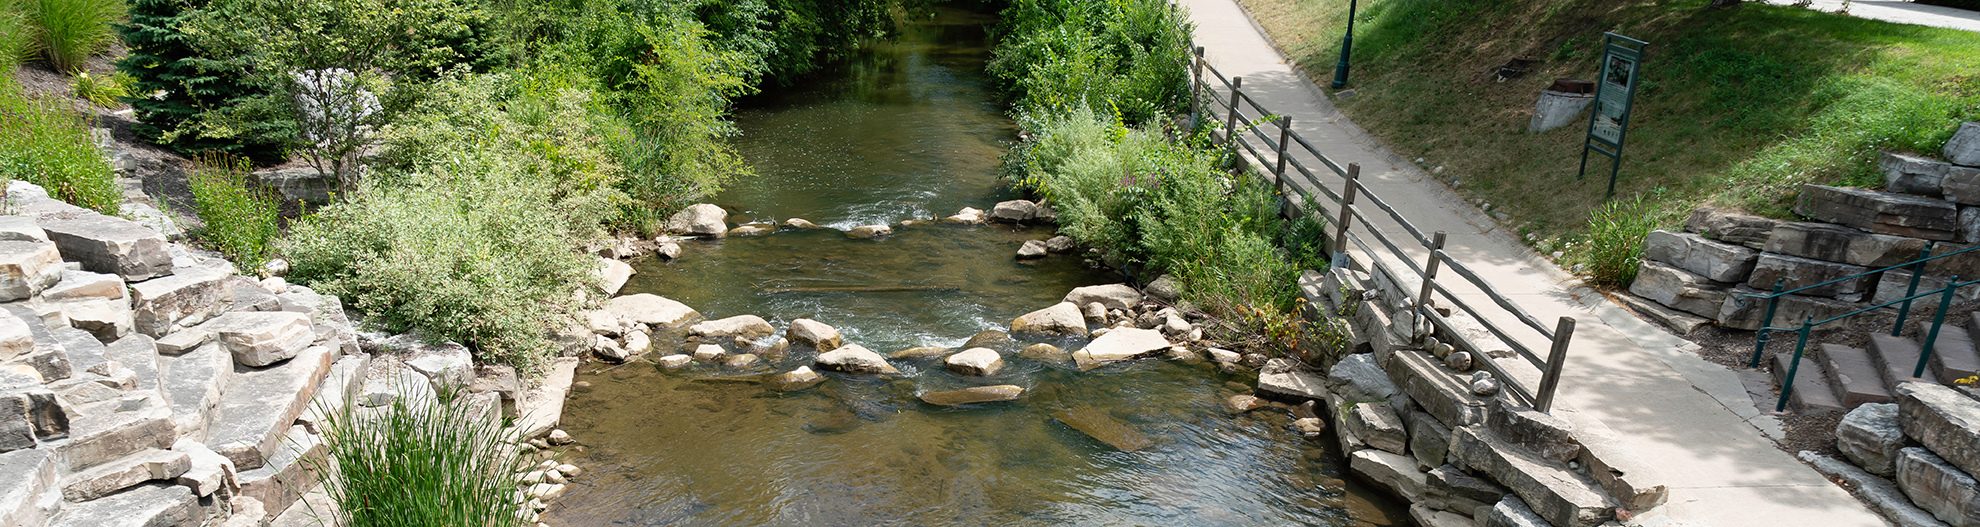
[
  {"x1": 1918, "y1": 322, "x2": 1978, "y2": 382},
  {"x1": 46, "y1": 482, "x2": 200, "y2": 527},
  {"x1": 205, "y1": 344, "x2": 334, "y2": 470},
  {"x1": 1867, "y1": 334, "x2": 1940, "y2": 388},
  {"x1": 1772, "y1": 349, "x2": 1846, "y2": 413},
  {"x1": 1817, "y1": 344, "x2": 1894, "y2": 407}
]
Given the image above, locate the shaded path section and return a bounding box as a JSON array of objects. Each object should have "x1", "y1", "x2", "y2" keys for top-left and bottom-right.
[{"x1": 1180, "y1": 0, "x2": 1889, "y2": 524}]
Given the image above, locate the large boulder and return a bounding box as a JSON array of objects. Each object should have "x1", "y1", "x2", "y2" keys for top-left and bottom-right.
[
  {"x1": 1795, "y1": 184, "x2": 1960, "y2": 241},
  {"x1": 1745, "y1": 253, "x2": 1873, "y2": 302},
  {"x1": 1009, "y1": 302, "x2": 1086, "y2": 336},
  {"x1": 1071, "y1": 327, "x2": 1170, "y2": 371},
  {"x1": 1947, "y1": 121, "x2": 1980, "y2": 167},
  {"x1": 813, "y1": 344, "x2": 898, "y2": 375},
  {"x1": 1685, "y1": 206, "x2": 1778, "y2": 249},
  {"x1": 1346, "y1": 402, "x2": 1408, "y2": 455},
  {"x1": 786, "y1": 319, "x2": 843, "y2": 351},
  {"x1": 1896, "y1": 382, "x2": 1980, "y2": 477},
  {"x1": 989, "y1": 200, "x2": 1038, "y2": 223},
  {"x1": 1895, "y1": 447, "x2": 1980, "y2": 527},
  {"x1": 944, "y1": 348, "x2": 1004, "y2": 376},
  {"x1": 129, "y1": 266, "x2": 233, "y2": 338},
  {"x1": 595, "y1": 257, "x2": 633, "y2": 296},
  {"x1": 1064, "y1": 284, "x2": 1142, "y2": 311},
  {"x1": 40, "y1": 214, "x2": 174, "y2": 281},
  {"x1": 1882, "y1": 151, "x2": 1952, "y2": 197},
  {"x1": 688, "y1": 315, "x2": 775, "y2": 340},
  {"x1": 1641, "y1": 230, "x2": 1757, "y2": 283},
  {"x1": 1944, "y1": 166, "x2": 1980, "y2": 206},
  {"x1": 1627, "y1": 261, "x2": 1729, "y2": 318},
  {"x1": 604, "y1": 294, "x2": 700, "y2": 329},
  {"x1": 666, "y1": 204, "x2": 728, "y2": 237},
  {"x1": 0, "y1": 240, "x2": 62, "y2": 302},
  {"x1": 1837, "y1": 403, "x2": 1905, "y2": 477},
  {"x1": 202, "y1": 312, "x2": 315, "y2": 368}
]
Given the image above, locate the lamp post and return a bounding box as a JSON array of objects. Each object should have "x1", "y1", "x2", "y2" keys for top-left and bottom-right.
[{"x1": 1330, "y1": 0, "x2": 1358, "y2": 89}]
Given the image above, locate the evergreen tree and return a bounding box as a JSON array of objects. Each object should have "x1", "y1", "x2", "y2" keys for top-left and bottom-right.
[{"x1": 116, "y1": 0, "x2": 287, "y2": 160}]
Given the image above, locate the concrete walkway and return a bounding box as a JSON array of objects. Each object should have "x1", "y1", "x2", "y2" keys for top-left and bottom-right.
[
  {"x1": 1764, "y1": 0, "x2": 1980, "y2": 32},
  {"x1": 1179, "y1": 0, "x2": 1890, "y2": 525}
]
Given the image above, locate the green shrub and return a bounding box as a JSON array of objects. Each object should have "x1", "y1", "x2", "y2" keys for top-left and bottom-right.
[
  {"x1": 1577, "y1": 196, "x2": 1661, "y2": 288},
  {"x1": 0, "y1": 5, "x2": 36, "y2": 71},
  {"x1": 116, "y1": 0, "x2": 289, "y2": 159},
  {"x1": 283, "y1": 147, "x2": 599, "y2": 373},
  {"x1": 24, "y1": 0, "x2": 125, "y2": 72},
  {"x1": 186, "y1": 155, "x2": 279, "y2": 270},
  {"x1": 0, "y1": 83, "x2": 122, "y2": 213},
  {"x1": 69, "y1": 70, "x2": 129, "y2": 107},
  {"x1": 989, "y1": 0, "x2": 1192, "y2": 125},
  {"x1": 311, "y1": 385, "x2": 530, "y2": 527}
]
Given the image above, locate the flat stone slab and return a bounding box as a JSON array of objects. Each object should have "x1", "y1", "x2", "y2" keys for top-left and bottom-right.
[
  {"x1": 1628, "y1": 260, "x2": 1729, "y2": 318},
  {"x1": 1643, "y1": 230, "x2": 1758, "y2": 282},
  {"x1": 1450, "y1": 426, "x2": 1615, "y2": 527},
  {"x1": 40, "y1": 214, "x2": 174, "y2": 281},
  {"x1": 237, "y1": 425, "x2": 325, "y2": 524},
  {"x1": 207, "y1": 345, "x2": 334, "y2": 470},
  {"x1": 1895, "y1": 447, "x2": 1980, "y2": 527},
  {"x1": 61, "y1": 448, "x2": 190, "y2": 502},
  {"x1": 1802, "y1": 450, "x2": 1948, "y2": 527},
  {"x1": 46, "y1": 482, "x2": 199, "y2": 527},
  {"x1": 1389, "y1": 350, "x2": 1489, "y2": 428},
  {"x1": 1350, "y1": 449, "x2": 1426, "y2": 502},
  {"x1": 1796, "y1": 184, "x2": 1960, "y2": 240},
  {"x1": 515, "y1": 357, "x2": 579, "y2": 439},
  {"x1": 1747, "y1": 253, "x2": 1873, "y2": 301},
  {"x1": 603, "y1": 294, "x2": 699, "y2": 329},
  {"x1": 1717, "y1": 287, "x2": 1859, "y2": 331},
  {"x1": 1686, "y1": 206, "x2": 1778, "y2": 249},
  {"x1": 1765, "y1": 221, "x2": 1930, "y2": 268},
  {"x1": 49, "y1": 395, "x2": 176, "y2": 473},
  {"x1": 1063, "y1": 284, "x2": 1142, "y2": 311},
  {"x1": 0, "y1": 448, "x2": 57, "y2": 527},
  {"x1": 0, "y1": 240, "x2": 63, "y2": 302},
  {"x1": 918, "y1": 385, "x2": 1023, "y2": 406},
  {"x1": 687, "y1": 315, "x2": 774, "y2": 340},
  {"x1": 128, "y1": 266, "x2": 232, "y2": 338},
  {"x1": 1071, "y1": 328, "x2": 1170, "y2": 371},
  {"x1": 595, "y1": 257, "x2": 632, "y2": 297},
  {"x1": 156, "y1": 343, "x2": 231, "y2": 439},
  {"x1": 1051, "y1": 407, "x2": 1151, "y2": 451}
]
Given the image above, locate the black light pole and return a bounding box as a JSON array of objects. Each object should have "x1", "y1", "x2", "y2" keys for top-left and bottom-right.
[{"x1": 1330, "y1": 0, "x2": 1358, "y2": 89}]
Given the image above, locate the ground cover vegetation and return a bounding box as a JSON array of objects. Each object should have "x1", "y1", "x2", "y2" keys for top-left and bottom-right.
[
  {"x1": 993, "y1": 0, "x2": 1335, "y2": 353},
  {"x1": 1238, "y1": 0, "x2": 1980, "y2": 287}
]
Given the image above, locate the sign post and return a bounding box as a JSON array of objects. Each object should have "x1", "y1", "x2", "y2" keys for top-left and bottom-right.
[{"x1": 1577, "y1": 32, "x2": 1647, "y2": 200}]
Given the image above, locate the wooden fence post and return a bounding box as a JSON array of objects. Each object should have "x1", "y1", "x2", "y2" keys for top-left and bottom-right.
[
  {"x1": 1224, "y1": 76, "x2": 1244, "y2": 152},
  {"x1": 1332, "y1": 163, "x2": 1360, "y2": 259},
  {"x1": 1274, "y1": 116, "x2": 1293, "y2": 194},
  {"x1": 1191, "y1": 46, "x2": 1205, "y2": 128},
  {"x1": 1416, "y1": 231, "x2": 1448, "y2": 326},
  {"x1": 1535, "y1": 316, "x2": 1575, "y2": 413}
]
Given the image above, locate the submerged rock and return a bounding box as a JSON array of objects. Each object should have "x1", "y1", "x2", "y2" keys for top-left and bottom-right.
[
  {"x1": 961, "y1": 330, "x2": 1012, "y2": 350},
  {"x1": 666, "y1": 204, "x2": 728, "y2": 237},
  {"x1": 846, "y1": 225, "x2": 892, "y2": 239},
  {"x1": 784, "y1": 218, "x2": 820, "y2": 229},
  {"x1": 727, "y1": 224, "x2": 774, "y2": 237},
  {"x1": 889, "y1": 346, "x2": 951, "y2": 360},
  {"x1": 1019, "y1": 343, "x2": 1068, "y2": 362},
  {"x1": 945, "y1": 348, "x2": 1005, "y2": 376},
  {"x1": 1052, "y1": 407, "x2": 1152, "y2": 451},
  {"x1": 814, "y1": 344, "x2": 899, "y2": 375},
  {"x1": 919, "y1": 385, "x2": 1024, "y2": 406}
]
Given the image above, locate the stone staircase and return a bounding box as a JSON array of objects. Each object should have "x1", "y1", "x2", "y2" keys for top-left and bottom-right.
[
  {"x1": 0, "y1": 180, "x2": 371, "y2": 527},
  {"x1": 1772, "y1": 311, "x2": 1980, "y2": 413}
]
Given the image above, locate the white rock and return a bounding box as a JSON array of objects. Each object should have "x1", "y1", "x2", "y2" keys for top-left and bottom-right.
[
  {"x1": 786, "y1": 318, "x2": 843, "y2": 351},
  {"x1": 813, "y1": 344, "x2": 899, "y2": 374},
  {"x1": 666, "y1": 204, "x2": 728, "y2": 236},
  {"x1": 656, "y1": 354, "x2": 692, "y2": 370},
  {"x1": 1010, "y1": 302, "x2": 1087, "y2": 336},
  {"x1": 691, "y1": 344, "x2": 725, "y2": 362},
  {"x1": 942, "y1": 207, "x2": 987, "y2": 224},
  {"x1": 846, "y1": 225, "x2": 893, "y2": 239},
  {"x1": 604, "y1": 294, "x2": 700, "y2": 329},
  {"x1": 1016, "y1": 240, "x2": 1047, "y2": 260},
  {"x1": 1064, "y1": 284, "x2": 1142, "y2": 311},
  {"x1": 688, "y1": 315, "x2": 775, "y2": 339},
  {"x1": 945, "y1": 348, "x2": 1005, "y2": 376},
  {"x1": 595, "y1": 257, "x2": 634, "y2": 296},
  {"x1": 1072, "y1": 327, "x2": 1172, "y2": 371}
]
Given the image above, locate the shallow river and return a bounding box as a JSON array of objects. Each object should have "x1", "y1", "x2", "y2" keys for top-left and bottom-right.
[{"x1": 548, "y1": 8, "x2": 1403, "y2": 526}]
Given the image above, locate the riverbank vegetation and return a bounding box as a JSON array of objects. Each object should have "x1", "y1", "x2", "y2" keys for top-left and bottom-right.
[
  {"x1": 994, "y1": 0, "x2": 1333, "y2": 352},
  {"x1": 1238, "y1": 0, "x2": 1980, "y2": 288},
  {"x1": 310, "y1": 387, "x2": 532, "y2": 527}
]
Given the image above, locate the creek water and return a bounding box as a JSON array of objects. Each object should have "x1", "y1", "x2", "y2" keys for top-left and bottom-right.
[{"x1": 547, "y1": 7, "x2": 1403, "y2": 526}]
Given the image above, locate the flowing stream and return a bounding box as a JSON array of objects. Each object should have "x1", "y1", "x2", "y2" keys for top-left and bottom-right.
[{"x1": 547, "y1": 8, "x2": 1404, "y2": 526}]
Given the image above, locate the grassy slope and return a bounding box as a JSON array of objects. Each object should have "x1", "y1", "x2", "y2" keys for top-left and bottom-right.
[{"x1": 1235, "y1": 0, "x2": 1980, "y2": 254}]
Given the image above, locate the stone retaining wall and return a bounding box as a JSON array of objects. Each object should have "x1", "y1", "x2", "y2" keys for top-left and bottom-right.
[
  {"x1": 1270, "y1": 266, "x2": 1666, "y2": 527},
  {"x1": 1626, "y1": 122, "x2": 1980, "y2": 334},
  {"x1": 1810, "y1": 382, "x2": 1980, "y2": 527}
]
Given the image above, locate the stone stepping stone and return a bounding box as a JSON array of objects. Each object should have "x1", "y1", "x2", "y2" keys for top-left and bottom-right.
[
  {"x1": 918, "y1": 385, "x2": 1023, "y2": 407},
  {"x1": 46, "y1": 482, "x2": 198, "y2": 527},
  {"x1": 206, "y1": 345, "x2": 334, "y2": 470}
]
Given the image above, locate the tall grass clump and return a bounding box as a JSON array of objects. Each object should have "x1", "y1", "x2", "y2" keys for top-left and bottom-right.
[
  {"x1": 187, "y1": 155, "x2": 280, "y2": 270},
  {"x1": 311, "y1": 385, "x2": 530, "y2": 527},
  {"x1": 1576, "y1": 196, "x2": 1662, "y2": 288},
  {"x1": 24, "y1": 0, "x2": 126, "y2": 72},
  {"x1": 0, "y1": 6, "x2": 36, "y2": 71},
  {"x1": 0, "y1": 83, "x2": 122, "y2": 213}
]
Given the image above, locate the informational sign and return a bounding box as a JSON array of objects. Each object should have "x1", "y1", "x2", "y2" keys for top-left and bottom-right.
[{"x1": 1578, "y1": 32, "x2": 1647, "y2": 199}]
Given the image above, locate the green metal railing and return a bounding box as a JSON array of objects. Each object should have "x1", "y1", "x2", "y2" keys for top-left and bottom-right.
[
  {"x1": 1189, "y1": 48, "x2": 1578, "y2": 413},
  {"x1": 1739, "y1": 241, "x2": 1980, "y2": 411}
]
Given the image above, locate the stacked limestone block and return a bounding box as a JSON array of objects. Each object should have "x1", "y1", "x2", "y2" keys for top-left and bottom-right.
[
  {"x1": 1628, "y1": 121, "x2": 1980, "y2": 333},
  {"x1": 0, "y1": 181, "x2": 370, "y2": 527},
  {"x1": 1810, "y1": 382, "x2": 1980, "y2": 527},
  {"x1": 1280, "y1": 267, "x2": 1667, "y2": 527}
]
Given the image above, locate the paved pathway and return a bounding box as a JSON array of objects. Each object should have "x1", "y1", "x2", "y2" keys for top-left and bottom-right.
[
  {"x1": 1180, "y1": 0, "x2": 1891, "y2": 525},
  {"x1": 1765, "y1": 0, "x2": 1980, "y2": 32}
]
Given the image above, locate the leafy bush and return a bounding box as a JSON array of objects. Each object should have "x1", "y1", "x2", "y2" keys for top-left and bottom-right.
[
  {"x1": 1576, "y1": 196, "x2": 1662, "y2": 288},
  {"x1": 0, "y1": 82, "x2": 122, "y2": 213},
  {"x1": 1011, "y1": 106, "x2": 1318, "y2": 350},
  {"x1": 23, "y1": 0, "x2": 125, "y2": 72},
  {"x1": 116, "y1": 0, "x2": 288, "y2": 158},
  {"x1": 284, "y1": 134, "x2": 601, "y2": 372},
  {"x1": 69, "y1": 70, "x2": 129, "y2": 106},
  {"x1": 311, "y1": 385, "x2": 531, "y2": 527},
  {"x1": 186, "y1": 155, "x2": 279, "y2": 270},
  {"x1": 989, "y1": 0, "x2": 1192, "y2": 125}
]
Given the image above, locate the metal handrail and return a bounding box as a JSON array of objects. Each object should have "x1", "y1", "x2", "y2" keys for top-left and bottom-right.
[
  {"x1": 1768, "y1": 277, "x2": 1978, "y2": 411},
  {"x1": 1189, "y1": 46, "x2": 1578, "y2": 413}
]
